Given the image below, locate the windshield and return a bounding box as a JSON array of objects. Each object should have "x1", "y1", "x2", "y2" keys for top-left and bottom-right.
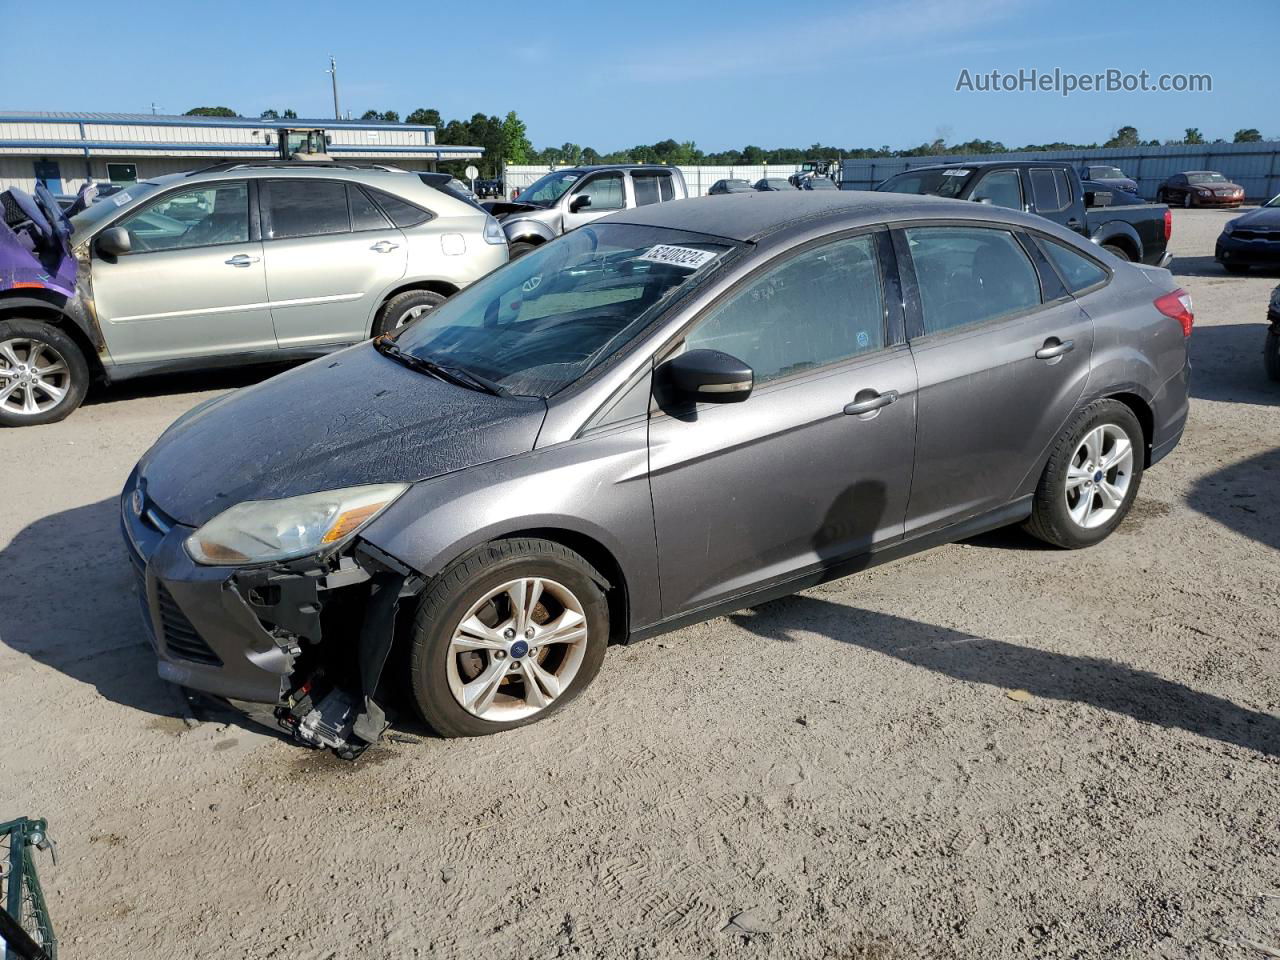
[
  {"x1": 393, "y1": 223, "x2": 735, "y2": 397},
  {"x1": 1089, "y1": 166, "x2": 1126, "y2": 180},
  {"x1": 69, "y1": 180, "x2": 164, "y2": 235},
  {"x1": 1187, "y1": 172, "x2": 1228, "y2": 184},
  {"x1": 515, "y1": 170, "x2": 583, "y2": 206},
  {"x1": 875, "y1": 168, "x2": 973, "y2": 198},
  {"x1": 1266, "y1": 194, "x2": 1280, "y2": 208}
]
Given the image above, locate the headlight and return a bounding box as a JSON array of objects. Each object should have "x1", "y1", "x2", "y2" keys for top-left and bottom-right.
[
  {"x1": 1223, "y1": 220, "x2": 1236, "y2": 233},
  {"x1": 482, "y1": 215, "x2": 507, "y2": 245},
  {"x1": 186, "y1": 483, "x2": 408, "y2": 566}
]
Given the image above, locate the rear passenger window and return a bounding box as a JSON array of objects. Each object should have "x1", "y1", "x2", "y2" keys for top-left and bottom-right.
[
  {"x1": 684, "y1": 234, "x2": 885, "y2": 383},
  {"x1": 904, "y1": 227, "x2": 1043, "y2": 335},
  {"x1": 633, "y1": 173, "x2": 673, "y2": 206},
  {"x1": 264, "y1": 180, "x2": 350, "y2": 239},
  {"x1": 1030, "y1": 169, "x2": 1072, "y2": 213},
  {"x1": 1038, "y1": 237, "x2": 1109, "y2": 293},
  {"x1": 349, "y1": 185, "x2": 391, "y2": 231},
  {"x1": 367, "y1": 188, "x2": 432, "y2": 228}
]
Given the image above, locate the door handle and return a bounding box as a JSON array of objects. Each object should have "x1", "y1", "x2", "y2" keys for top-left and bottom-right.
[
  {"x1": 843, "y1": 389, "x2": 899, "y2": 417},
  {"x1": 1065, "y1": 218, "x2": 1083, "y2": 230},
  {"x1": 370, "y1": 240, "x2": 400, "y2": 253},
  {"x1": 224, "y1": 254, "x2": 260, "y2": 267},
  {"x1": 1035, "y1": 338, "x2": 1075, "y2": 361}
]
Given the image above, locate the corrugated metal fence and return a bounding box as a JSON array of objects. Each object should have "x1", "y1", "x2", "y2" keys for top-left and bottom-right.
[
  {"x1": 840, "y1": 142, "x2": 1280, "y2": 200},
  {"x1": 503, "y1": 164, "x2": 803, "y2": 197}
]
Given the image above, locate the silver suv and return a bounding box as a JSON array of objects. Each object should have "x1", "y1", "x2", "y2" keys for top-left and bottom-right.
[
  {"x1": 0, "y1": 162, "x2": 507, "y2": 426},
  {"x1": 486, "y1": 164, "x2": 689, "y2": 257}
]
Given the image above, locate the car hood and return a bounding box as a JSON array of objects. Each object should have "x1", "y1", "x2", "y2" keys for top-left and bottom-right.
[
  {"x1": 139, "y1": 342, "x2": 548, "y2": 527},
  {"x1": 484, "y1": 200, "x2": 549, "y2": 220},
  {"x1": 1230, "y1": 206, "x2": 1280, "y2": 228}
]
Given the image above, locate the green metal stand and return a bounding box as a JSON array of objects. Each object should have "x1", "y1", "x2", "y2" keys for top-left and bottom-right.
[{"x1": 0, "y1": 818, "x2": 56, "y2": 960}]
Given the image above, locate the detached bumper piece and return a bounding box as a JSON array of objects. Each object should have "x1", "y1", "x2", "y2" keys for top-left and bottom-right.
[{"x1": 121, "y1": 472, "x2": 423, "y2": 761}]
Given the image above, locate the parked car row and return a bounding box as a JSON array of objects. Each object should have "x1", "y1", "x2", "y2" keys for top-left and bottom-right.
[
  {"x1": 120, "y1": 190, "x2": 1191, "y2": 749},
  {"x1": 0, "y1": 162, "x2": 508, "y2": 424}
]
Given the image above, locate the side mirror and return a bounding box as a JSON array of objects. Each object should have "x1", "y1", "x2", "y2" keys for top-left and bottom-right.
[
  {"x1": 95, "y1": 226, "x2": 131, "y2": 259},
  {"x1": 661, "y1": 349, "x2": 753, "y2": 404},
  {"x1": 568, "y1": 194, "x2": 592, "y2": 213}
]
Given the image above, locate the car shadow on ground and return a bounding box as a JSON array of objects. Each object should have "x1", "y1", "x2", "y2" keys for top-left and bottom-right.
[
  {"x1": 1187, "y1": 322, "x2": 1279, "y2": 406},
  {"x1": 1172, "y1": 254, "x2": 1280, "y2": 279},
  {"x1": 0, "y1": 496, "x2": 285, "y2": 738},
  {"x1": 1186, "y1": 447, "x2": 1280, "y2": 552},
  {"x1": 82, "y1": 361, "x2": 300, "y2": 407},
  {"x1": 730, "y1": 595, "x2": 1280, "y2": 758}
]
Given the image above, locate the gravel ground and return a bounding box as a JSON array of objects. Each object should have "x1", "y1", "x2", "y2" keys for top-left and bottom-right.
[{"x1": 1, "y1": 209, "x2": 1277, "y2": 960}]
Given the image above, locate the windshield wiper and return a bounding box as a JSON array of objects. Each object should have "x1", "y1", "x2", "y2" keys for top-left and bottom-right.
[{"x1": 373, "y1": 336, "x2": 509, "y2": 397}]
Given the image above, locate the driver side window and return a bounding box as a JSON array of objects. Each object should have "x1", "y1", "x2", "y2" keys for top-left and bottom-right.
[
  {"x1": 573, "y1": 173, "x2": 624, "y2": 211},
  {"x1": 970, "y1": 170, "x2": 1023, "y2": 210},
  {"x1": 117, "y1": 183, "x2": 249, "y2": 252}
]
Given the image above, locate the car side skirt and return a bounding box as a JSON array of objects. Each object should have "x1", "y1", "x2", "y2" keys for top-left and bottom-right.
[{"x1": 627, "y1": 495, "x2": 1033, "y2": 643}]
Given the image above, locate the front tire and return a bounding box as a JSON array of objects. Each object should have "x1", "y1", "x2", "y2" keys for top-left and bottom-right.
[
  {"x1": 372, "y1": 289, "x2": 447, "y2": 338},
  {"x1": 1024, "y1": 399, "x2": 1144, "y2": 549},
  {"x1": 508, "y1": 240, "x2": 539, "y2": 259},
  {"x1": 409, "y1": 538, "x2": 610, "y2": 738},
  {"x1": 0, "y1": 319, "x2": 89, "y2": 427},
  {"x1": 1265, "y1": 329, "x2": 1280, "y2": 382},
  {"x1": 1183, "y1": 192, "x2": 1194, "y2": 208}
]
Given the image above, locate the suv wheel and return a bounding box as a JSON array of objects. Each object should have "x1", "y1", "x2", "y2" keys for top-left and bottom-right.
[
  {"x1": 0, "y1": 319, "x2": 90, "y2": 427},
  {"x1": 409, "y1": 538, "x2": 610, "y2": 738},
  {"x1": 1101, "y1": 243, "x2": 1131, "y2": 262},
  {"x1": 508, "y1": 240, "x2": 539, "y2": 260},
  {"x1": 372, "y1": 290, "x2": 447, "y2": 337},
  {"x1": 1024, "y1": 399, "x2": 1144, "y2": 549}
]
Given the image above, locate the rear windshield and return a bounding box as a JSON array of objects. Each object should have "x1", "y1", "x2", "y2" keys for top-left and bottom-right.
[
  {"x1": 393, "y1": 223, "x2": 736, "y2": 397},
  {"x1": 875, "y1": 168, "x2": 974, "y2": 198}
]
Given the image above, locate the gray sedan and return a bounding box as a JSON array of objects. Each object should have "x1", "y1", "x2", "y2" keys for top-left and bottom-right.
[{"x1": 122, "y1": 192, "x2": 1191, "y2": 749}]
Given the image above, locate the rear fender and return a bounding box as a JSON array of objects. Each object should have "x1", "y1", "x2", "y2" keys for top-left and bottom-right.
[{"x1": 1089, "y1": 220, "x2": 1143, "y2": 260}]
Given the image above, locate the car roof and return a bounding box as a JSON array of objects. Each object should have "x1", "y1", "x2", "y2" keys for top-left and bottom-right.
[
  {"x1": 561, "y1": 164, "x2": 675, "y2": 173},
  {"x1": 602, "y1": 190, "x2": 1040, "y2": 243},
  {"x1": 895, "y1": 160, "x2": 1065, "y2": 173}
]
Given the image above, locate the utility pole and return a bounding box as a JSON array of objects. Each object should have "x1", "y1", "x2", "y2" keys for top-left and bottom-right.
[{"x1": 326, "y1": 56, "x2": 341, "y2": 120}]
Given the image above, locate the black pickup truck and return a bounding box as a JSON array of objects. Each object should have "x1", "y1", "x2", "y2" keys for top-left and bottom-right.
[{"x1": 874, "y1": 160, "x2": 1172, "y2": 267}]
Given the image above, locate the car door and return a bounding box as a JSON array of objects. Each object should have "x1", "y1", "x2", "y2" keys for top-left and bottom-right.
[
  {"x1": 895, "y1": 223, "x2": 1094, "y2": 537},
  {"x1": 648, "y1": 229, "x2": 918, "y2": 617},
  {"x1": 88, "y1": 180, "x2": 274, "y2": 365},
  {"x1": 561, "y1": 171, "x2": 626, "y2": 231},
  {"x1": 260, "y1": 179, "x2": 409, "y2": 348},
  {"x1": 1024, "y1": 167, "x2": 1081, "y2": 233}
]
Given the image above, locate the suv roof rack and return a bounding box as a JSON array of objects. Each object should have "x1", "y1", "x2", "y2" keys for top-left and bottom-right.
[{"x1": 188, "y1": 160, "x2": 409, "y2": 176}]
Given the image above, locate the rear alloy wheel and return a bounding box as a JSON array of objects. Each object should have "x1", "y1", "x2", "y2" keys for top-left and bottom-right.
[
  {"x1": 372, "y1": 290, "x2": 447, "y2": 337},
  {"x1": 1025, "y1": 399, "x2": 1144, "y2": 548},
  {"x1": 0, "y1": 320, "x2": 89, "y2": 427},
  {"x1": 409, "y1": 539, "x2": 609, "y2": 737}
]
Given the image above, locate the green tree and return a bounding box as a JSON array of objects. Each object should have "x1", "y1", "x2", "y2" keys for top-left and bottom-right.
[
  {"x1": 260, "y1": 109, "x2": 279, "y2": 120},
  {"x1": 501, "y1": 111, "x2": 532, "y2": 166},
  {"x1": 406, "y1": 108, "x2": 443, "y2": 127},
  {"x1": 1233, "y1": 128, "x2": 1263, "y2": 143},
  {"x1": 185, "y1": 106, "x2": 237, "y2": 117},
  {"x1": 283, "y1": 109, "x2": 297, "y2": 119},
  {"x1": 1103, "y1": 125, "x2": 1140, "y2": 148},
  {"x1": 1183, "y1": 127, "x2": 1205, "y2": 144},
  {"x1": 360, "y1": 110, "x2": 400, "y2": 122}
]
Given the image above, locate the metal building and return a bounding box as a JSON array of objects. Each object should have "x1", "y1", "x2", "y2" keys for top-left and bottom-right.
[{"x1": 0, "y1": 111, "x2": 484, "y2": 194}]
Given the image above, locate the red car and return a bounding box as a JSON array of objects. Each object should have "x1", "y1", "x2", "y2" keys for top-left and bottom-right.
[{"x1": 1156, "y1": 171, "x2": 1245, "y2": 208}]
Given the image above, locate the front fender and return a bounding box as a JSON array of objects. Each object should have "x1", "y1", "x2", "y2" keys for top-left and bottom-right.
[{"x1": 502, "y1": 218, "x2": 558, "y2": 245}]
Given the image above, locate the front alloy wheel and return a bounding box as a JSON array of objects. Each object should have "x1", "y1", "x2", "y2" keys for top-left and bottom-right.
[
  {"x1": 409, "y1": 538, "x2": 609, "y2": 737},
  {"x1": 0, "y1": 320, "x2": 90, "y2": 427}
]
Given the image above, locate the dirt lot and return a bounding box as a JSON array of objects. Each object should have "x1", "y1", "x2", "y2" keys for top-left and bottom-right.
[{"x1": 1, "y1": 209, "x2": 1277, "y2": 959}]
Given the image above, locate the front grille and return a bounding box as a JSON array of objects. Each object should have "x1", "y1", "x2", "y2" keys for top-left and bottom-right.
[
  {"x1": 1234, "y1": 230, "x2": 1280, "y2": 243},
  {"x1": 155, "y1": 584, "x2": 222, "y2": 666}
]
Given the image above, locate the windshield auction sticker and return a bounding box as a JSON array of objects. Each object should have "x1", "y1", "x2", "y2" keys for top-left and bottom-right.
[
  {"x1": 637, "y1": 245, "x2": 717, "y2": 270},
  {"x1": 941, "y1": 169, "x2": 970, "y2": 177}
]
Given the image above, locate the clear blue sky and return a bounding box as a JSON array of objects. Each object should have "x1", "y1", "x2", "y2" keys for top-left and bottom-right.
[{"x1": 5, "y1": 0, "x2": 1275, "y2": 151}]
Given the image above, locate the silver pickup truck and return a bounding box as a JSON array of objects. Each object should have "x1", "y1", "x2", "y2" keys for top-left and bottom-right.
[{"x1": 484, "y1": 164, "x2": 689, "y2": 258}]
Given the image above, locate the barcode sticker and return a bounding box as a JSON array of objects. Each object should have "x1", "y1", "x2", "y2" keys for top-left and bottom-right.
[{"x1": 636, "y1": 244, "x2": 716, "y2": 270}]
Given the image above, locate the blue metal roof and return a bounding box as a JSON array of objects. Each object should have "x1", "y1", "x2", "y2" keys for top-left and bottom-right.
[{"x1": 0, "y1": 110, "x2": 437, "y2": 133}]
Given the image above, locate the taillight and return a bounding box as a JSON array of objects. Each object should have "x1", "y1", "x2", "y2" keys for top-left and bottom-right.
[
  {"x1": 1154, "y1": 288, "x2": 1193, "y2": 337},
  {"x1": 1163, "y1": 208, "x2": 1172, "y2": 241}
]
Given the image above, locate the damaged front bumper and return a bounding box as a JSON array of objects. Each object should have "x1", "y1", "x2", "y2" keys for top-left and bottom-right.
[{"x1": 120, "y1": 468, "x2": 420, "y2": 753}]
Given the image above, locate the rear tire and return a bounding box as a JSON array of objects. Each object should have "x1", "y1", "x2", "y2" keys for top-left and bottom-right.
[
  {"x1": 371, "y1": 289, "x2": 448, "y2": 338},
  {"x1": 409, "y1": 538, "x2": 610, "y2": 738},
  {"x1": 0, "y1": 319, "x2": 89, "y2": 427},
  {"x1": 1024, "y1": 399, "x2": 1144, "y2": 549},
  {"x1": 1265, "y1": 329, "x2": 1280, "y2": 382},
  {"x1": 508, "y1": 240, "x2": 539, "y2": 260},
  {"x1": 1101, "y1": 243, "x2": 1132, "y2": 262}
]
